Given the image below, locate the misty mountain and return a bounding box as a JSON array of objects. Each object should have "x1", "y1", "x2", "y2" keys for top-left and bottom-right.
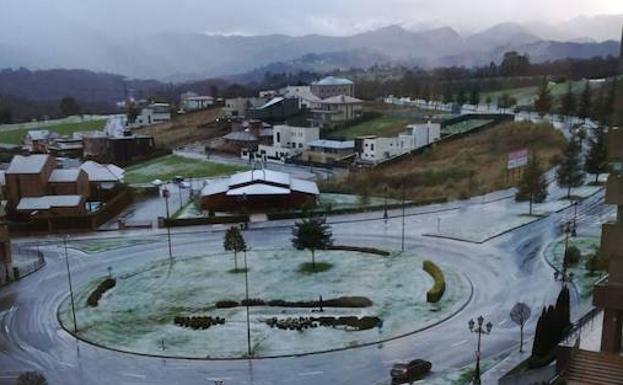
[{"x1": 0, "y1": 16, "x2": 620, "y2": 81}]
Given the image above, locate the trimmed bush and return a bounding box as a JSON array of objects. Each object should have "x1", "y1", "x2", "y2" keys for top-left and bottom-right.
[
  {"x1": 264, "y1": 315, "x2": 381, "y2": 331},
  {"x1": 216, "y1": 296, "x2": 372, "y2": 309},
  {"x1": 86, "y1": 278, "x2": 116, "y2": 307},
  {"x1": 423, "y1": 260, "x2": 446, "y2": 303},
  {"x1": 327, "y1": 245, "x2": 391, "y2": 256},
  {"x1": 215, "y1": 300, "x2": 239, "y2": 308},
  {"x1": 564, "y1": 245, "x2": 581, "y2": 266},
  {"x1": 174, "y1": 316, "x2": 225, "y2": 330}
]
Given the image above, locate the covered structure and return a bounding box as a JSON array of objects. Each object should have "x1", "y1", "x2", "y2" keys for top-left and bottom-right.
[{"x1": 201, "y1": 169, "x2": 318, "y2": 212}]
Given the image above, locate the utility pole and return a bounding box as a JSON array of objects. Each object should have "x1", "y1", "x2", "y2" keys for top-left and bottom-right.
[
  {"x1": 64, "y1": 236, "x2": 78, "y2": 334},
  {"x1": 243, "y1": 248, "x2": 251, "y2": 357},
  {"x1": 162, "y1": 187, "x2": 173, "y2": 261},
  {"x1": 401, "y1": 183, "x2": 406, "y2": 252},
  {"x1": 468, "y1": 316, "x2": 493, "y2": 385}
]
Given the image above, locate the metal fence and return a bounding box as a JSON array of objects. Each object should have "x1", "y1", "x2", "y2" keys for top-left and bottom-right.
[{"x1": 10, "y1": 245, "x2": 45, "y2": 281}]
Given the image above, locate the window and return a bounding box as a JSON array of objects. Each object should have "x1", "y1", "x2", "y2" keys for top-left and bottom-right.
[
  {"x1": 370, "y1": 143, "x2": 374, "y2": 151},
  {"x1": 276, "y1": 132, "x2": 280, "y2": 143}
]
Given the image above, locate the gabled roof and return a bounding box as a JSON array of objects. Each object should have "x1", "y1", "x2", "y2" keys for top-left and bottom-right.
[
  {"x1": 49, "y1": 169, "x2": 81, "y2": 183},
  {"x1": 26, "y1": 129, "x2": 51, "y2": 141},
  {"x1": 80, "y1": 161, "x2": 124, "y2": 182},
  {"x1": 201, "y1": 169, "x2": 319, "y2": 198},
  {"x1": 6, "y1": 155, "x2": 52, "y2": 174},
  {"x1": 16, "y1": 195, "x2": 83, "y2": 211},
  {"x1": 313, "y1": 76, "x2": 354, "y2": 86},
  {"x1": 222, "y1": 131, "x2": 258, "y2": 142},
  {"x1": 320, "y1": 95, "x2": 363, "y2": 105}
]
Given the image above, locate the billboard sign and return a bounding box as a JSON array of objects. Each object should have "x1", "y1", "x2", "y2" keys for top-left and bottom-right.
[{"x1": 507, "y1": 149, "x2": 528, "y2": 170}]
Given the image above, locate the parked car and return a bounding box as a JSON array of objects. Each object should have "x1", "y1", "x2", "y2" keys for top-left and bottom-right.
[{"x1": 390, "y1": 359, "x2": 432, "y2": 384}]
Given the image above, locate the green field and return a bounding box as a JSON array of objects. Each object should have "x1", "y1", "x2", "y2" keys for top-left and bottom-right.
[
  {"x1": 124, "y1": 155, "x2": 248, "y2": 184},
  {"x1": 325, "y1": 115, "x2": 410, "y2": 139},
  {"x1": 442, "y1": 119, "x2": 493, "y2": 136},
  {"x1": 0, "y1": 120, "x2": 106, "y2": 144},
  {"x1": 481, "y1": 79, "x2": 606, "y2": 107}
]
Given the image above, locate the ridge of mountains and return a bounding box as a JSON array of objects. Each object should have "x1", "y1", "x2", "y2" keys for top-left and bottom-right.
[{"x1": 0, "y1": 15, "x2": 621, "y2": 82}]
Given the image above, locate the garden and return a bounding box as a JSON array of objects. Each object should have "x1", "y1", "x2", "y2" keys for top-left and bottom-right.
[{"x1": 59, "y1": 249, "x2": 469, "y2": 358}]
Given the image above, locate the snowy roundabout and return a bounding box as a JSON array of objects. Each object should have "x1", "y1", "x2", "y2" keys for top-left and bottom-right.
[{"x1": 59, "y1": 249, "x2": 471, "y2": 359}]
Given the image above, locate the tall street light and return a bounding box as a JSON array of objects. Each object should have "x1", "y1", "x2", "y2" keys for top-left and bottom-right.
[
  {"x1": 468, "y1": 315, "x2": 493, "y2": 385},
  {"x1": 162, "y1": 186, "x2": 173, "y2": 261},
  {"x1": 243, "y1": 247, "x2": 251, "y2": 357},
  {"x1": 401, "y1": 183, "x2": 406, "y2": 252},
  {"x1": 555, "y1": 221, "x2": 576, "y2": 286},
  {"x1": 63, "y1": 235, "x2": 78, "y2": 334},
  {"x1": 383, "y1": 185, "x2": 388, "y2": 223}
]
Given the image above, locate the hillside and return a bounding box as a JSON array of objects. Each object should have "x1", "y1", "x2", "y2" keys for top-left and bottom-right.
[{"x1": 320, "y1": 121, "x2": 565, "y2": 202}]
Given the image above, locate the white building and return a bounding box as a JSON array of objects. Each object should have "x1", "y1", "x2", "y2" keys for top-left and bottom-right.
[
  {"x1": 279, "y1": 86, "x2": 322, "y2": 109},
  {"x1": 253, "y1": 125, "x2": 320, "y2": 163},
  {"x1": 355, "y1": 122, "x2": 440, "y2": 164},
  {"x1": 311, "y1": 95, "x2": 364, "y2": 128},
  {"x1": 134, "y1": 103, "x2": 171, "y2": 126},
  {"x1": 223, "y1": 97, "x2": 268, "y2": 118},
  {"x1": 181, "y1": 92, "x2": 214, "y2": 111}
]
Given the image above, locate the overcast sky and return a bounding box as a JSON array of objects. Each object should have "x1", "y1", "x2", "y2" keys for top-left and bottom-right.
[{"x1": 1, "y1": 0, "x2": 622, "y2": 38}]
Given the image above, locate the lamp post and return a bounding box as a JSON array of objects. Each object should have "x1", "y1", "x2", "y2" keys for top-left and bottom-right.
[
  {"x1": 243, "y1": 247, "x2": 251, "y2": 357},
  {"x1": 162, "y1": 187, "x2": 173, "y2": 261},
  {"x1": 63, "y1": 236, "x2": 78, "y2": 334},
  {"x1": 468, "y1": 315, "x2": 493, "y2": 385},
  {"x1": 572, "y1": 201, "x2": 579, "y2": 237},
  {"x1": 555, "y1": 221, "x2": 576, "y2": 286},
  {"x1": 383, "y1": 186, "x2": 388, "y2": 223},
  {"x1": 401, "y1": 183, "x2": 406, "y2": 252}
]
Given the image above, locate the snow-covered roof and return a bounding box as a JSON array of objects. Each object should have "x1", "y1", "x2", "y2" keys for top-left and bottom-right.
[
  {"x1": 49, "y1": 169, "x2": 81, "y2": 183},
  {"x1": 227, "y1": 183, "x2": 291, "y2": 196},
  {"x1": 26, "y1": 130, "x2": 51, "y2": 141},
  {"x1": 320, "y1": 95, "x2": 363, "y2": 105},
  {"x1": 6, "y1": 155, "x2": 51, "y2": 174},
  {"x1": 307, "y1": 139, "x2": 354, "y2": 150},
  {"x1": 313, "y1": 76, "x2": 354, "y2": 86},
  {"x1": 16, "y1": 195, "x2": 83, "y2": 211},
  {"x1": 257, "y1": 97, "x2": 285, "y2": 110},
  {"x1": 223, "y1": 131, "x2": 258, "y2": 142},
  {"x1": 104, "y1": 115, "x2": 127, "y2": 137},
  {"x1": 280, "y1": 86, "x2": 322, "y2": 103},
  {"x1": 202, "y1": 169, "x2": 318, "y2": 198},
  {"x1": 80, "y1": 161, "x2": 124, "y2": 182}
]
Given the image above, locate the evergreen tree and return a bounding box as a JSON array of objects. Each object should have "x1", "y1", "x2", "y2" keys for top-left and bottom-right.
[
  {"x1": 534, "y1": 77, "x2": 553, "y2": 116},
  {"x1": 585, "y1": 126, "x2": 608, "y2": 183},
  {"x1": 59, "y1": 96, "x2": 81, "y2": 117},
  {"x1": 456, "y1": 89, "x2": 467, "y2": 106},
  {"x1": 556, "y1": 137, "x2": 585, "y2": 198},
  {"x1": 515, "y1": 153, "x2": 548, "y2": 215},
  {"x1": 578, "y1": 81, "x2": 592, "y2": 120},
  {"x1": 224, "y1": 226, "x2": 246, "y2": 272},
  {"x1": 292, "y1": 216, "x2": 333, "y2": 271},
  {"x1": 601, "y1": 80, "x2": 617, "y2": 126},
  {"x1": 559, "y1": 81, "x2": 576, "y2": 117},
  {"x1": 469, "y1": 86, "x2": 481, "y2": 106},
  {"x1": 555, "y1": 286, "x2": 571, "y2": 333}
]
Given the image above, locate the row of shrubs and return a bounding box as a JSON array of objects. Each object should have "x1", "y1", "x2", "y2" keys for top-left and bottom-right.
[
  {"x1": 564, "y1": 245, "x2": 609, "y2": 274},
  {"x1": 86, "y1": 278, "x2": 116, "y2": 307},
  {"x1": 327, "y1": 245, "x2": 391, "y2": 256},
  {"x1": 215, "y1": 296, "x2": 373, "y2": 309},
  {"x1": 174, "y1": 316, "x2": 226, "y2": 330},
  {"x1": 423, "y1": 260, "x2": 446, "y2": 303},
  {"x1": 264, "y1": 315, "x2": 381, "y2": 331}
]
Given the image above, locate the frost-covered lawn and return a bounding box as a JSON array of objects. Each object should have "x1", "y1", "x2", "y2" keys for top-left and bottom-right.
[
  {"x1": 60, "y1": 250, "x2": 469, "y2": 358},
  {"x1": 124, "y1": 155, "x2": 247, "y2": 184},
  {"x1": 544, "y1": 237, "x2": 605, "y2": 298},
  {"x1": 318, "y1": 193, "x2": 404, "y2": 210},
  {"x1": 69, "y1": 238, "x2": 154, "y2": 254},
  {"x1": 173, "y1": 201, "x2": 203, "y2": 219}
]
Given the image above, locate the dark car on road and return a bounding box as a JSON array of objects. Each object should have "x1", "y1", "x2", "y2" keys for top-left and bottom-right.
[{"x1": 390, "y1": 359, "x2": 432, "y2": 384}]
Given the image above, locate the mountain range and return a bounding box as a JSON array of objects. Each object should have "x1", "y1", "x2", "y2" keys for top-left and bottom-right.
[{"x1": 0, "y1": 15, "x2": 621, "y2": 81}]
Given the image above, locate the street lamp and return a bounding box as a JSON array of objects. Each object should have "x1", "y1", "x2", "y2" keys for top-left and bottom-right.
[
  {"x1": 383, "y1": 185, "x2": 388, "y2": 223},
  {"x1": 243, "y1": 246, "x2": 251, "y2": 357},
  {"x1": 555, "y1": 221, "x2": 576, "y2": 286},
  {"x1": 162, "y1": 186, "x2": 173, "y2": 261},
  {"x1": 468, "y1": 315, "x2": 493, "y2": 385},
  {"x1": 572, "y1": 201, "x2": 579, "y2": 237},
  {"x1": 401, "y1": 183, "x2": 406, "y2": 252},
  {"x1": 63, "y1": 235, "x2": 78, "y2": 334}
]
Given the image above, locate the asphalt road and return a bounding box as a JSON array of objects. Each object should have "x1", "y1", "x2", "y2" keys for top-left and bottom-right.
[{"x1": 0, "y1": 188, "x2": 611, "y2": 385}]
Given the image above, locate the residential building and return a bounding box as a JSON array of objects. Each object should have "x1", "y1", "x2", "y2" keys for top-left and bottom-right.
[
  {"x1": 201, "y1": 169, "x2": 318, "y2": 212},
  {"x1": 223, "y1": 120, "x2": 273, "y2": 153},
  {"x1": 134, "y1": 103, "x2": 171, "y2": 126},
  {"x1": 311, "y1": 95, "x2": 364, "y2": 128},
  {"x1": 279, "y1": 86, "x2": 322, "y2": 109},
  {"x1": 310, "y1": 76, "x2": 355, "y2": 99},
  {"x1": 180, "y1": 92, "x2": 214, "y2": 111},
  {"x1": 254, "y1": 124, "x2": 320, "y2": 162},
  {"x1": 47, "y1": 136, "x2": 84, "y2": 158},
  {"x1": 0, "y1": 224, "x2": 12, "y2": 285},
  {"x1": 223, "y1": 97, "x2": 268, "y2": 118},
  {"x1": 301, "y1": 139, "x2": 355, "y2": 165},
  {"x1": 24, "y1": 129, "x2": 59, "y2": 153},
  {"x1": 355, "y1": 122, "x2": 441, "y2": 164}
]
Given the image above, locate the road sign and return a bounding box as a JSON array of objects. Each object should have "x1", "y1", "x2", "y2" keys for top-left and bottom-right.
[{"x1": 507, "y1": 149, "x2": 528, "y2": 170}]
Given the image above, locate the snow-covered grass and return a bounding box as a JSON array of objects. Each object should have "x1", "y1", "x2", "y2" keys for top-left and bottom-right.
[
  {"x1": 544, "y1": 236, "x2": 605, "y2": 298},
  {"x1": 69, "y1": 238, "x2": 154, "y2": 254},
  {"x1": 173, "y1": 201, "x2": 202, "y2": 219},
  {"x1": 318, "y1": 193, "x2": 403, "y2": 210},
  {"x1": 60, "y1": 250, "x2": 469, "y2": 358}
]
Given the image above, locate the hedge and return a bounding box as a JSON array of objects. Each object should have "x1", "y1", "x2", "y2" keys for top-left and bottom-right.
[
  {"x1": 86, "y1": 278, "x2": 116, "y2": 307},
  {"x1": 327, "y1": 245, "x2": 391, "y2": 256},
  {"x1": 423, "y1": 260, "x2": 446, "y2": 303},
  {"x1": 215, "y1": 296, "x2": 372, "y2": 309}
]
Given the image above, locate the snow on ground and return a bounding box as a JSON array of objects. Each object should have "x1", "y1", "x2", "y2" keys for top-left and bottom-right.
[
  {"x1": 544, "y1": 236, "x2": 605, "y2": 298},
  {"x1": 425, "y1": 185, "x2": 602, "y2": 243},
  {"x1": 60, "y1": 249, "x2": 469, "y2": 358},
  {"x1": 69, "y1": 238, "x2": 155, "y2": 254}
]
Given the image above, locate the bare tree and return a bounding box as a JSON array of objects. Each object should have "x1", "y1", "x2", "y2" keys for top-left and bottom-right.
[
  {"x1": 16, "y1": 372, "x2": 47, "y2": 385},
  {"x1": 510, "y1": 302, "x2": 532, "y2": 353}
]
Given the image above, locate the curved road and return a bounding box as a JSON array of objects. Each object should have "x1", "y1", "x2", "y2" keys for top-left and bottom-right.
[{"x1": 0, "y1": 189, "x2": 609, "y2": 385}]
